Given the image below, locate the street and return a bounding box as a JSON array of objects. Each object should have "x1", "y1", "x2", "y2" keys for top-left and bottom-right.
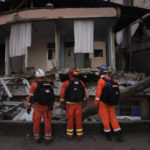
[{"x1": 0, "y1": 131, "x2": 150, "y2": 150}]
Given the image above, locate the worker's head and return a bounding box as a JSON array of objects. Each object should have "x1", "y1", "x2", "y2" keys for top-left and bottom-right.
[
  {"x1": 35, "y1": 69, "x2": 45, "y2": 78},
  {"x1": 97, "y1": 65, "x2": 108, "y2": 75},
  {"x1": 69, "y1": 68, "x2": 80, "y2": 78}
]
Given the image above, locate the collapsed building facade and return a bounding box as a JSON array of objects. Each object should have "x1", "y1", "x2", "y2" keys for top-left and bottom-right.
[{"x1": 0, "y1": 0, "x2": 150, "y2": 121}]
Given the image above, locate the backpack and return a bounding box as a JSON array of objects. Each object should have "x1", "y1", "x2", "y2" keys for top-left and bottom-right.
[
  {"x1": 100, "y1": 78, "x2": 120, "y2": 105},
  {"x1": 32, "y1": 81, "x2": 55, "y2": 105},
  {"x1": 65, "y1": 80, "x2": 85, "y2": 103}
]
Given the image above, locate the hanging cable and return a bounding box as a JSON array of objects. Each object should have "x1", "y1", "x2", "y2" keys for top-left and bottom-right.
[{"x1": 11, "y1": 0, "x2": 27, "y2": 11}]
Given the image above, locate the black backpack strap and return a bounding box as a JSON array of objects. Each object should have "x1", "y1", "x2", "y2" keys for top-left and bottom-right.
[{"x1": 101, "y1": 76, "x2": 108, "y2": 83}]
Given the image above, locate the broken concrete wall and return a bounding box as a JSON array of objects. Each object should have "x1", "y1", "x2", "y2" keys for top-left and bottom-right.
[
  {"x1": 10, "y1": 56, "x2": 26, "y2": 74},
  {"x1": 91, "y1": 41, "x2": 106, "y2": 68}
]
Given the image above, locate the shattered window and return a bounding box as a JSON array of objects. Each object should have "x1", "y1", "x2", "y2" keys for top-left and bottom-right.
[{"x1": 94, "y1": 49, "x2": 103, "y2": 57}]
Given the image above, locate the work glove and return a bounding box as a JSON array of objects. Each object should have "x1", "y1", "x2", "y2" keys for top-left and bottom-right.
[{"x1": 27, "y1": 108, "x2": 31, "y2": 114}]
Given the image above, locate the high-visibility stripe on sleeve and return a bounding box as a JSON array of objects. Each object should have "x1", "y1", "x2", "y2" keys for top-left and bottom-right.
[
  {"x1": 96, "y1": 97, "x2": 100, "y2": 100},
  {"x1": 60, "y1": 98, "x2": 64, "y2": 102},
  {"x1": 27, "y1": 103, "x2": 31, "y2": 105},
  {"x1": 28, "y1": 93, "x2": 33, "y2": 96}
]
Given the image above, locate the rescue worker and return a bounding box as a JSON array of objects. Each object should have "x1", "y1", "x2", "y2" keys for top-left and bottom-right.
[
  {"x1": 26, "y1": 69, "x2": 54, "y2": 144},
  {"x1": 94, "y1": 65, "x2": 123, "y2": 142},
  {"x1": 60, "y1": 69, "x2": 86, "y2": 139}
]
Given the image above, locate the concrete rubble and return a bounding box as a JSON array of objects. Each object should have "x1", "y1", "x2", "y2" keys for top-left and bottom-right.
[{"x1": 0, "y1": 69, "x2": 149, "y2": 121}]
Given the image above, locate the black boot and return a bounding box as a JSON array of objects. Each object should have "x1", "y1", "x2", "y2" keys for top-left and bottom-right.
[
  {"x1": 35, "y1": 139, "x2": 41, "y2": 144},
  {"x1": 115, "y1": 131, "x2": 124, "y2": 142},
  {"x1": 104, "y1": 132, "x2": 112, "y2": 141},
  {"x1": 44, "y1": 139, "x2": 52, "y2": 145}
]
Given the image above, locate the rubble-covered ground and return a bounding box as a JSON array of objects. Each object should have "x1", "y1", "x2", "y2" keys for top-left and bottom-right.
[
  {"x1": 0, "y1": 69, "x2": 150, "y2": 121},
  {"x1": 0, "y1": 131, "x2": 150, "y2": 150}
]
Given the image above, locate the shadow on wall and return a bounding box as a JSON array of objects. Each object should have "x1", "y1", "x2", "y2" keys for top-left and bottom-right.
[{"x1": 10, "y1": 55, "x2": 26, "y2": 74}]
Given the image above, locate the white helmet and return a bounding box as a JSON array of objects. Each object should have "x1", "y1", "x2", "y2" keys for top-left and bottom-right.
[{"x1": 35, "y1": 69, "x2": 45, "y2": 78}]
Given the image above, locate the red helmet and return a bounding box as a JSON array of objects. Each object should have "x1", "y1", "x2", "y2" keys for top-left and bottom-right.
[{"x1": 69, "y1": 69, "x2": 80, "y2": 76}]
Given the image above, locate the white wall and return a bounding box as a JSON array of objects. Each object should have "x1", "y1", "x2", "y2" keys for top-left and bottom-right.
[
  {"x1": 134, "y1": 0, "x2": 150, "y2": 9},
  {"x1": 110, "y1": 0, "x2": 123, "y2": 4},
  {"x1": 111, "y1": 0, "x2": 150, "y2": 9}
]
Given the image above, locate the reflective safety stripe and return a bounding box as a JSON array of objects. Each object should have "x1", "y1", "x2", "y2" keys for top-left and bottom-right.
[
  {"x1": 45, "y1": 136, "x2": 52, "y2": 140},
  {"x1": 104, "y1": 129, "x2": 111, "y2": 132},
  {"x1": 34, "y1": 133, "x2": 39, "y2": 137},
  {"x1": 113, "y1": 128, "x2": 121, "y2": 132},
  {"x1": 66, "y1": 101, "x2": 82, "y2": 104},
  {"x1": 67, "y1": 128, "x2": 74, "y2": 136},
  {"x1": 45, "y1": 133, "x2": 52, "y2": 136},
  {"x1": 76, "y1": 129, "x2": 83, "y2": 132},
  {"x1": 45, "y1": 133, "x2": 52, "y2": 140},
  {"x1": 67, "y1": 129, "x2": 74, "y2": 132},
  {"x1": 28, "y1": 93, "x2": 33, "y2": 96},
  {"x1": 76, "y1": 132, "x2": 83, "y2": 136},
  {"x1": 67, "y1": 132, "x2": 73, "y2": 135},
  {"x1": 27, "y1": 102, "x2": 31, "y2": 105},
  {"x1": 96, "y1": 97, "x2": 100, "y2": 100},
  {"x1": 60, "y1": 98, "x2": 64, "y2": 102}
]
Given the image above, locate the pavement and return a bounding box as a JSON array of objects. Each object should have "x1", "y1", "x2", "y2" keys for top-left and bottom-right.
[
  {"x1": 0, "y1": 130, "x2": 150, "y2": 150},
  {"x1": 0, "y1": 121, "x2": 150, "y2": 150}
]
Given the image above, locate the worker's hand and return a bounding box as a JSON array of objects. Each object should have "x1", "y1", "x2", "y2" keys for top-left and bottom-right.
[{"x1": 27, "y1": 108, "x2": 31, "y2": 114}]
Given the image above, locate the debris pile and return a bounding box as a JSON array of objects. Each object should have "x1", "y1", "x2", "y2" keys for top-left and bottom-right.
[
  {"x1": 113, "y1": 71, "x2": 146, "y2": 90},
  {"x1": 0, "y1": 101, "x2": 25, "y2": 120},
  {"x1": 0, "y1": 70, "x2": 150, "y2": 121}
]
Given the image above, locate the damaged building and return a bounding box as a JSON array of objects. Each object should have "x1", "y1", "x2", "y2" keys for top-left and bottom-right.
[
  {"x1": 0, "y1": 0, "x2": 149, "y2": 74},
  {"x1": 0, "y1": 0, "x2": 150, "y2": 121}
]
